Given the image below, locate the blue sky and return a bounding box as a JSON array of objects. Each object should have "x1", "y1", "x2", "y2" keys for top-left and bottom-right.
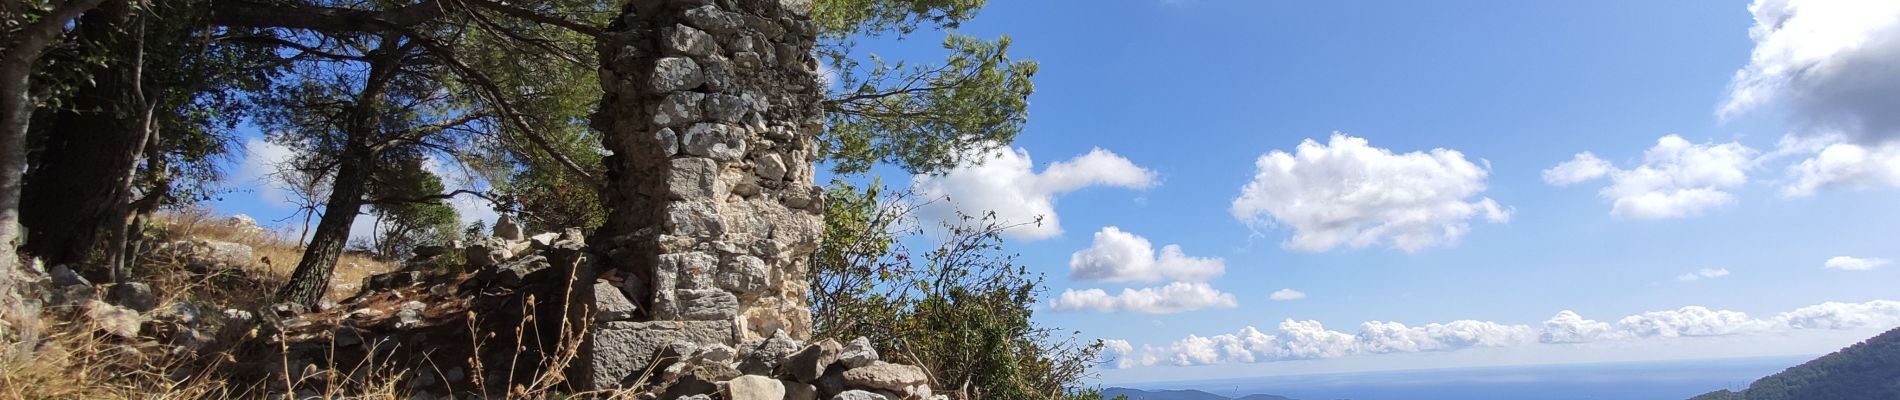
[{"x1": 210, "y1": 0, "x2": 1900, "y2": 385}]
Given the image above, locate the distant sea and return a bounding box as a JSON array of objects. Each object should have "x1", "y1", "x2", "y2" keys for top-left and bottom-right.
[{"x1": 1122, "y1": 356, "x2": 1809, "y2": 400}]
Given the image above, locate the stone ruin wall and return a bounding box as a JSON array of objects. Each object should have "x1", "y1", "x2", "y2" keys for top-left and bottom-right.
[{"x1": 584, "y1": 0, "x2": 825, "y2": 390}]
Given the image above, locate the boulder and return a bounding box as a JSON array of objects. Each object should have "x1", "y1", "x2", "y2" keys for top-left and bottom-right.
[
  {"x1": 839, "y1": 336, "x2": 879, "y2": 368},
  {"x1": 149, "y1": 302, "x2": 202, "y2": 325},
  {"x1": 82, "y1": 300, "x2": 142, "y2": 339},
  {"x1": 725, "y1": 375, "x2": 785, "y2": 400},
  {"x1": 493, "y1": 215, "x2": 523, "y2": 241},
  {"x1": 593, "y1": 282, "x2": 639, "y2": 321},
  {"x1": 362, "y1": 271, "x2": 425, "y2": 292},
  {"x1": 528, "y1": 232, "x2": 560, "y2": 248},
  {"x1": 784, "y1": 379, "x2": 819, "y2": 400},
  {"x1": 153, "y1": 240, "x2": 254, "y2": 271},
  {"x1": 463, "y1": 240, "x2": 513, "y2": 268},
  {"x1": 48, "y1": 264, "x2": 88, "y2": 287},
  {"x1": 737, "y1": 329, "x2": 801, "y2": 374},
  {"x1": 833, "y1": 390, "x2": 895, "y2": 400},
  {"x1": 394, "y1": 301, "x2": 427, "y2": 329},
  {"x1": 841, "y1": 362, "x2": 927, "y2": 393},
  {"x1": 780, "y1": 338, "x2": 841, "y2": 382},
  {"x1": 105, "y1": 282, "x2": 157, "y2": 312}
]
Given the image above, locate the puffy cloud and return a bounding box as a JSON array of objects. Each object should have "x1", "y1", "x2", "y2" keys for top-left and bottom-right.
[
  {"x1": 1230, "y1": 134, "x2": 1509, "y2": 252},
  {"x1": 1354, "y1": 320, "x2": 1535, "y2": 354},
  {"x1": 1676, "y1": 268, "x2": 1732, "y2": 282},
  {"x1": 1614, "y1": 306, "x2": 1770, "y2": 338},
  {"x1": 1068, "y1": 227, "x2": 1223, "y2": 283},
  {"x1": 234, "y1": 139, "x2": 299, "y2": 208},
  {"x1": 1542, "y1": 152, "x2": 1613, "y2": 186},
  {"x1": 1051, "y1": 282, "x2": 1238, "y2": 314},
  {"x1": 1108, "y1": 300, "x2": 1900, "y2": 367},
  {"x1": 1721, "y1": 0, "x2": 1900, "y2": 145},
  {"x1": 1775, "y1": 300, "x2": 1900, "y2": 329},
  {"x1": 1111, "y1": 318, "x2": 1533, "y2": 368},
  {"x1": 1539, "y1": 310, "x2": 1616, "y2": 344},
  {"x1": 1269, "y1": 289, "x2": 1306, "y2": 301},
  {"x1": 1546, "y1": 135, "x2": 1757, "y2": 219},
  {"x1": 1780, "y1": 139, "x2": 1900, "y2": 196},
  {"x1": 1825, "y1": 256, "x2": 1891, "y2": 271},
  {"x1": 913, "y1": 147, "x2": 1156, "y2": 240}
]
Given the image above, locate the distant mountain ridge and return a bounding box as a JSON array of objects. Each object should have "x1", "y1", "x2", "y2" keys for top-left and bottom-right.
[
  {"x1": 1689, "y1": 326, "x2": 1900, "y2": 400},
  {"x1": 1102, "y1": 387, "x2": 1294, "y2": 400}
]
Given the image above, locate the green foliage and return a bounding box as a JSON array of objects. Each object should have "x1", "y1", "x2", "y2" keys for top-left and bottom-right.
[
  {"x1": 821, "y1": 34, "x2": 1036, "y2": 174},
  {"x1": 25, "y1": 0, "x2": 280, "y2": 206},
  {"x1": 463, "y1": 219, "x2": 487, "y2": 241},
  {"x1": 809, "y1": 181, "x2": 1100, "y2": 399},
  {"x1": 812, "y1": 0, "x2": 984, "y2": 39},
  {"x1": 450, "y1": 0, "x2": 611, "y2": 230},
  {"x1": 1690, "y1": 326, "x2": 1900, "y2": 400},
  {"x1": 362, "y1": 157, "x2": 462, "y2": 260}
]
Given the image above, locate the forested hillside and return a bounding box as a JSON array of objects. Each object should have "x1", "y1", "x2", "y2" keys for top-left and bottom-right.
[{"x1": 1690, "y1": 327, "x2": 1900, "y2": 400}]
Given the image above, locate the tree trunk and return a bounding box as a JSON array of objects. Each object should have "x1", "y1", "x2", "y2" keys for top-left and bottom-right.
[
  {"x1": 21, "y1": 0, "x2": 150, "y2": 279},
  {"x1": 275, "y1": 152, "x2": 370, "y2": 307},
  {"x1": 274, "y1": 36, "x2": 399, "y2": 307},
  {"x1": 0, "y1": 0, "x2": 109, "y2": 347}
]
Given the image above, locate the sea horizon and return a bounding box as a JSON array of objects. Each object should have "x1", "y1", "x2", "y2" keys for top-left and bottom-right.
[{"x1": 1110, "y1": 355, "x2": 1815, "y2": 400}]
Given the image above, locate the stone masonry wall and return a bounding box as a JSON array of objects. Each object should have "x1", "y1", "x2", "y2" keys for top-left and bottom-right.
[{"x1": 583, "y1": 0, "x2": 824, "y2": 391}]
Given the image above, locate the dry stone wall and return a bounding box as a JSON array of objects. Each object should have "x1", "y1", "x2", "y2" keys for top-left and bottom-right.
[{"x1": 586, "y1": 0, "x2": 825, "y2": 390}]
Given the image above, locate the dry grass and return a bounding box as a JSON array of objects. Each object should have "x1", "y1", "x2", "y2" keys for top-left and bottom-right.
[
  {"x1": 0, "y1": 207, "x2": 627, "y2": 399},
  {"x1": 146, "y1": 207, "x2": 394, "y2": 303}
]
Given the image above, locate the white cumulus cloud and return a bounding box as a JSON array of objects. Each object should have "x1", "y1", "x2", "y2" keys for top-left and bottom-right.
[
  {"x1": 1778, "y1": 137, "x2": 1900, "y2": 196},
  {"x1": 1068, "y1": 227, "x2": 1224, "y2": 283},
  {"x1": 1108, "y1": 318, "x2": 1533, "y2": 368},
  {"x1": 913, "y1": 147, "x2": 1156, "y2": 240},
  {"x1": 1776, "y1": 301, "x2": 1900, "y2": 329},
  {"x1": 1231, "y1": 133, "x2": 1509, "y2": 253},
  {"x1": 1546, "y1": 135, "x2": 1757, "y2": 219},
  {"x1": 235, "y1": 139, "x2": 299, "y2": 209},
  {"x1": 1722, "y1": 0, "x2": 1900, "y2": 145},
  {"x1": 1051, "y1": 282, "x2": 1238, "y2": 314},
  {"x1": 1825, "y1": 256, "x2": 1891, "y2": 271},
  {"x1": 1676, "y1": 268, "x2": 1732, "y2": 282},
  {"x1": 1106, "y1": 300, "x2": 1900, "y2": 368},
  {"x1": 1269, "y1": 289, "x2": 1306, "y2": 301},
  {"x1": 1539, "y1": 310, "x2": 1616, "y2": 344}
]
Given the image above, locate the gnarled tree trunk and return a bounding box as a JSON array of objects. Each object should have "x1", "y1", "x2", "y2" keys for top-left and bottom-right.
[
  {"x1": 0, "y1": 0, "x2": 109, "y2": 347},
  {"x1": 275, "y1": 37, "x2": 400, "y2": 307},
  {"x1": 21, "y1": 0, "x2": 152, "y2": 280}
]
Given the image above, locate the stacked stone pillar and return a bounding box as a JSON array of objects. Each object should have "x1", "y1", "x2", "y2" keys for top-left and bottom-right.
[{"x1": 581, "y1": 0, "x2": 825, "y2": 390}]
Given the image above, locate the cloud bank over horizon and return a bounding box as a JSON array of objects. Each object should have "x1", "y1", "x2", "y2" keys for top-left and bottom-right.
[{"x1": 1103, "y1": 300, "x2": 1900, "y2": 368}]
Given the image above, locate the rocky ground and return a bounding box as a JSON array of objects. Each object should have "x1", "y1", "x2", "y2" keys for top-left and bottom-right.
[{"x1": 20, "y1": 212, "x2": 947, "y2": 399}]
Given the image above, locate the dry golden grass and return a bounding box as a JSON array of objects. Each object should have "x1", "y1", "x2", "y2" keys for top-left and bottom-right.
[
  {"x1": 147, "y1": 207, "x2": 395, "y2": 302},
  {"x1": 0, "y1": 208, "x2": 630, "y2": 399}
]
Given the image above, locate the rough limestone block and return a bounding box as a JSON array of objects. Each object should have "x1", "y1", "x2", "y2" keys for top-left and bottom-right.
[
  {"x1": 652, "y1": 57, "x2": 705, "y2": 92},
  {"x1": 593, "y1": 282, "x2": 638, "y2": 321},
  {"x1": 841, "y1": 362, "x2": 927, "y2": 393},
  {"x1": 654, "y1": 92, "x2": 704, "y2": 128},
  {"x1": 664, "y1": 24, "x2": 718, "y2": 57},
  {"x1": 725, "y1": 375, "x2": 785, "y2": 400},
  {"x1": 583, "y1": 320, "x2": 733, "y2": 390},
  {"x1": 677, "y1": 289, "x2": 740, "y2": 320},
  {"x1": 839, "y1": 336, "x2": 879, "y2": 368},
  {"x1": 780, "y1": 338, "x2": 841, "y2": 383},
  {"x1": 682, "y1": 123, "x2": 747, "y2": 161}
]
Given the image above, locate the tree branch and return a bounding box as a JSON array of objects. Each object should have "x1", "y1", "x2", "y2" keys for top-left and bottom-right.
[{"x1": 402, "y1": 30, "x2": 600, "y2": 187}]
